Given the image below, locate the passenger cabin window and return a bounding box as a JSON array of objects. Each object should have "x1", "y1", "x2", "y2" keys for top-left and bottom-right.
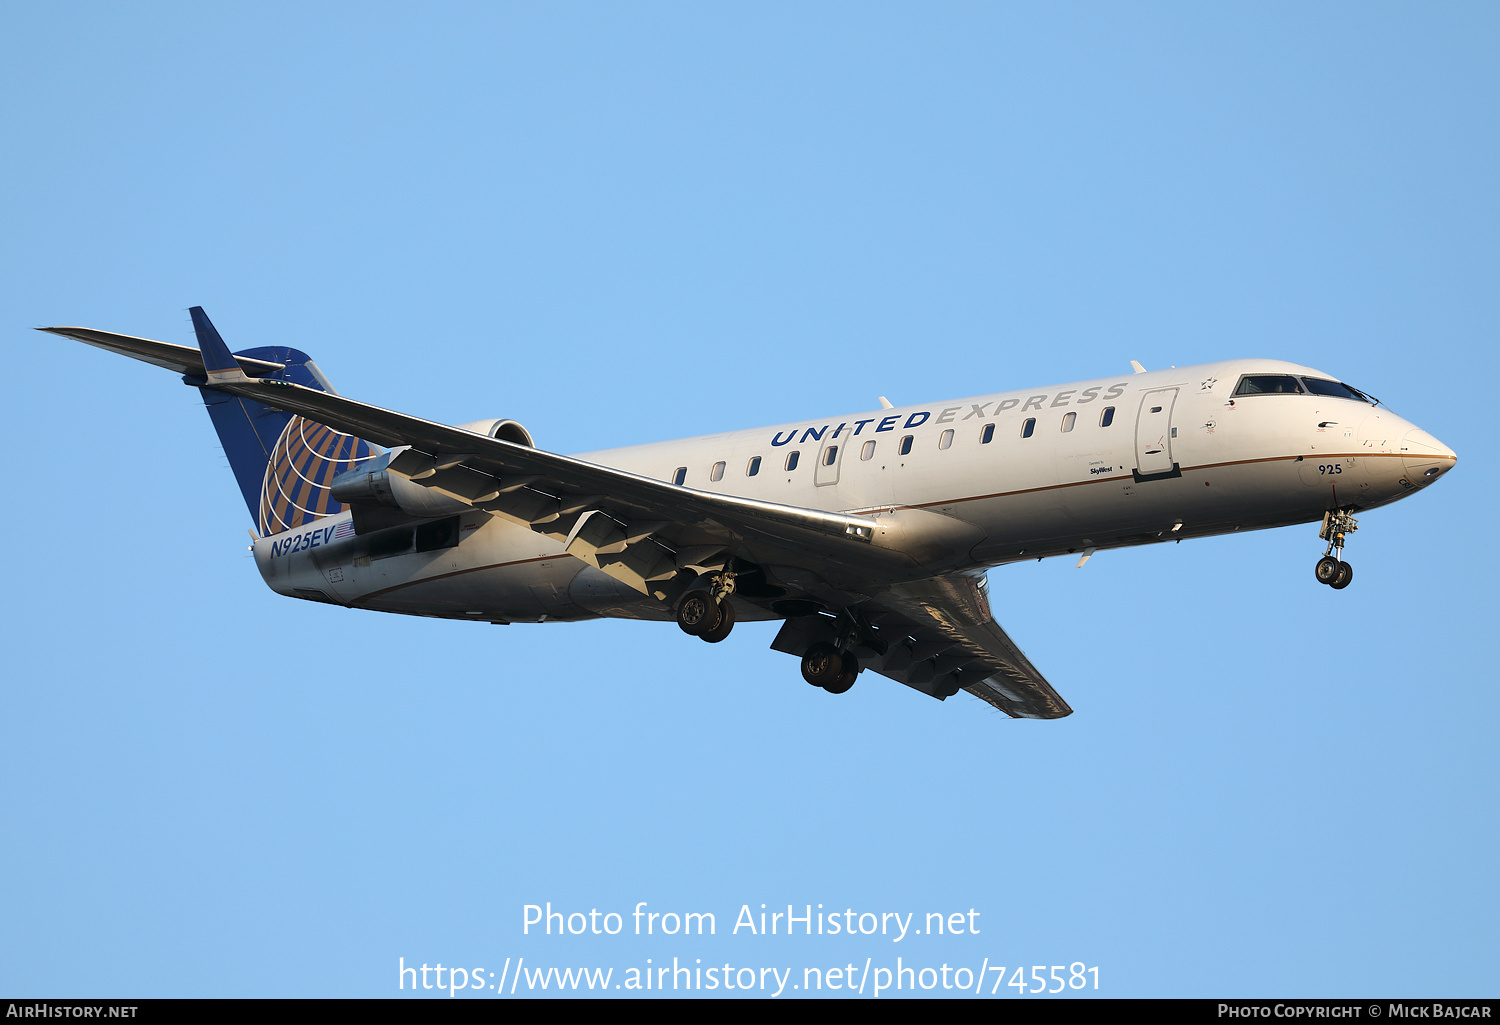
[
  {"x1": 672, "y1": 466, "x2": 687, "y2": 486},
  {"x1": 1234, "y1": 374, "x2": 1304, "y2": 396},
  {"x1": 860, "y1": 440, "x2": 875, "y2": 460},
  {"x1": 1021, "y1": 418, "x2": 1036, "y2": 438},
  {"x1": 1100, "y1": 406, "x2": 1115, "y2": 427},
  {"x1": 822, "y1": 445, "x2": 838, "y2": 466},
  {"x1": 710, "y1": 461, "x2": 725, "y2": 482},
  {"x1": 938, "y1": 429, "x2": 954, "y2": 450},
  {"x1": 981, "y1": 423, "x2": 994, "y2": 444},
  {"x1": 899, "y1": 435, "x2": 913, "y2": 456},
  {"x1": 1061, "y1": 412, "x2": 1076, "y2": 432},
  {"x1": 1301, "y1": 378, "x2": 1374, "y2": 403},
  {"x1": 785, "y1": 451, "x2": 799, "y2": 472},
  {"x1": 746, "y1": 456, "x2": 761, "y2": 476}
]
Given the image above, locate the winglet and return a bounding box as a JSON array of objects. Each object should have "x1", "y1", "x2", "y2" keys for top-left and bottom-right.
[
  {"x1": 878, "y1": 396, "x2": 894, "y2": 409},
  {"x1": 190, "y1": 307, "x2": 247, "y2": 384},
  {"x1": 1130, "y1": 360, "x2": 1147, "y2": 374}
]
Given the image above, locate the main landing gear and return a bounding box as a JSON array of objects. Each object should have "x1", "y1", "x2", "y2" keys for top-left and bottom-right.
[
  {"x1": 676, "y1": 572, "x2": 737, "y2": 643},
  {"x1": 800, "y1": 641, "x2": 860, "y2": 695},
  {"x1": 676, "y1": 568, "x2": 864, "y2": 696},
  {"x1": 1314, "y1": 509, "x2": 1359, "y2": 590}
]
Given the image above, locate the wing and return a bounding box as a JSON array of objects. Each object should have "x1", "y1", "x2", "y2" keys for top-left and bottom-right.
[
  {"x1": 771, "y1": 572, "x2": 1072, "y2": 719},
  {"x1": 871, "y1": 574, "x2": 1072, "y2": 718}
]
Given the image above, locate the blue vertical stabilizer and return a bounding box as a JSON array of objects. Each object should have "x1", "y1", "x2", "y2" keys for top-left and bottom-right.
[{"x1": 190, "y1": 307, "x2": 379, "y2": 536}]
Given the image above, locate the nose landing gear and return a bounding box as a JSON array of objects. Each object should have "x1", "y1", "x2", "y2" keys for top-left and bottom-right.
[
  {"x1": 1315, "y1": 556, "x2": 1352, "y2": 589},
  {"x1": 1314, "y1": 509, "x2": 1358, "y2": 590}
]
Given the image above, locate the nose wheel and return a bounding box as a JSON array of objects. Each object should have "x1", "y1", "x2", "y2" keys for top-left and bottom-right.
[
  {"x1": 1314, "y1": 509, "x2": 1358, "y2": 590},
  {"x1": 1315, "y1": 555, "x2": 1353, "y2": 589}
]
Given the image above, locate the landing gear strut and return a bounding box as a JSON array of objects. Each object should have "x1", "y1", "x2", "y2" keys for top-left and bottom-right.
[
  {"x1": 676, "y1": 570, "x2": 738, "y2": 642},
  {"x1": 1314, "y1": 509, "x2": 1358, "y2": 590}
]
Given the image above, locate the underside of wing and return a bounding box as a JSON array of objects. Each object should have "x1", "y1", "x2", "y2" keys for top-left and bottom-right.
[{"x1": 771, "y1": 572, "x2": 1072, "y2": 719}]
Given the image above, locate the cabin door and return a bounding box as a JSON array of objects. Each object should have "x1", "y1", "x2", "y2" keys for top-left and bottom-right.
[{"x1": 1133, "y1": 388, "x2": 1180, "y2": 479}]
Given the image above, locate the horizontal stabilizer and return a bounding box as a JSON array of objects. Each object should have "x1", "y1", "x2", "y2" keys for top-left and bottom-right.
[
  {"x1": 42, "y1": 314, "x2": 379, "y2": 534},
  {"x1": 37, "y1": 325, "x2": 285, "y2": 378}
]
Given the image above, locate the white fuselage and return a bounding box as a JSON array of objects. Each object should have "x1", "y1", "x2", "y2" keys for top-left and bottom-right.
[{"x1": 252, "y1": 359, "x2": 1456, "y2": 623}]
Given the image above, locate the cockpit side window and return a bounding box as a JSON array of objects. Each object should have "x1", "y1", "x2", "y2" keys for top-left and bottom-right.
[
  {"x1": 1300, "y1": 378, "x2": 1373, "y2": 403},
  {"x1": 1233, "y1": 375, "x2": 1304, "y2": 396}
]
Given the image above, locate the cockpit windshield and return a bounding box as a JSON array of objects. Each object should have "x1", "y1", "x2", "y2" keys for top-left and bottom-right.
[
  {"x1": 1300, "y1": 378, "x2": 1374, "y2": 404},
  {"x1": 1232, "y1": 374, "x2": 1376, "y2": 404},
  {"x1": 1234, "y1": 375, "x2": 1303, "y2": 395}
]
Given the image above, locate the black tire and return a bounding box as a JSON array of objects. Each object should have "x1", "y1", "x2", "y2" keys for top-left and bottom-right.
[
  {"x1": 676, "y1": 589, "x2": 718, "y2": 636},
  {"x1": 1330, "y1": 561, "x2": 1354, "y2": 590},
  {"x1": 801, "y1": 642, "x2": 845, "y2": 688},
  {"x1": 1315, "y1": 556, "x2": 1341, "y2": 585},
  {"x1": 824, "y1": 653, "x2": 859, "y2": 695},
  {"x1": 697, "y1": 598, "x2": 736, "y2": 643}
]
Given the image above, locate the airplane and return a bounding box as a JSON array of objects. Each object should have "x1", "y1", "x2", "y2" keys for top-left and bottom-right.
[{"x1": 41, "y1": 308, "x2": 1457, "y2": 719}]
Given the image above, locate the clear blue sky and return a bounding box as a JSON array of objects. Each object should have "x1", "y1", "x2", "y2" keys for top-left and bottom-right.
[{"x1": 2, "y1": 2, "x2": 1495, "y2": 998}]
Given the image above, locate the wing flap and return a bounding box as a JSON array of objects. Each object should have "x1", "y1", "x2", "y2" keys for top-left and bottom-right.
[
  {"x1": 768, "y1": 573, "x2": 1071, "y2": 719},
  {"x1": 861, "y1": 574, "x2": 1072, "y2": 719}
]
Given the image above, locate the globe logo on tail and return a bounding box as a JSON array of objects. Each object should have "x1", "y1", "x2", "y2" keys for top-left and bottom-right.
[{"x1": 258, "y1": 416, "x2": 377, "y2": 537}]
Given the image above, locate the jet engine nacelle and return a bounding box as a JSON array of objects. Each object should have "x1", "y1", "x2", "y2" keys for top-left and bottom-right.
[
  {"x1": 329, "y1": 417, "x2": 536, "y2": 520},
  {"x1": 452, "y1": 419, "x2": 535, "y2": 447}
]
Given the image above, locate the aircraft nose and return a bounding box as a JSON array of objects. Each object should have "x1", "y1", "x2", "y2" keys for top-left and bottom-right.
[{"x1": 1401, "y1": 428, "x2": 1457, "y2": 486}]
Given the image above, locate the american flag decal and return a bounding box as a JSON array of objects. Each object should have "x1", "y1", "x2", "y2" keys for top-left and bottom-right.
[{"x1": 332, "y1": 521, "x2": 356, "y2": 541}]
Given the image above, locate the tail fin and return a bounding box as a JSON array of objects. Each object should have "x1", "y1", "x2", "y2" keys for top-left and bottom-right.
[{"x1": 190, "y1": 307, "x2": 380, "y2": 536}]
